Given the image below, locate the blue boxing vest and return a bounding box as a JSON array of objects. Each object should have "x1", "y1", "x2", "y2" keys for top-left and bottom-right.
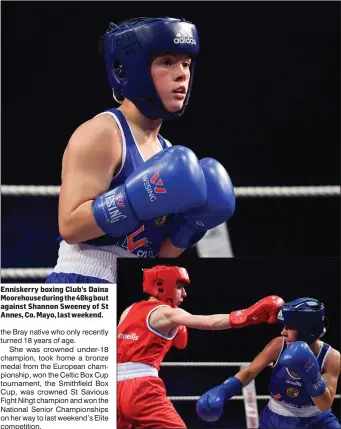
[{"x1": 268, "y1": 338, "x2": 331, "y2": 416}]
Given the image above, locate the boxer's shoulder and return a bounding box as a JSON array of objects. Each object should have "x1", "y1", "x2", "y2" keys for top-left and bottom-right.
[
  {"x1": 261, "y1": 336, "x2": 284, "y2": 362},
  {"x1": 324, "y1": 347, "x2": 340, "y2": 373},
  {"x1": 64, "y1": 114, "x2": 122, "y2": 165},
  {"x1": 269, "y1": 336, "x2": 284, "y2": 348},
  {"x1": 77, "y1": 114, "x2": 122, "y2": 147}
]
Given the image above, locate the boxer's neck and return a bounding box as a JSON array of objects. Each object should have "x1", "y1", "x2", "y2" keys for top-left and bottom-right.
[
  {"x1": 118, "y1": 100, "x2": 162, "y2": 139},
  {"x1": 310, "y1": 340, "x2": 322, "y2": 356}
]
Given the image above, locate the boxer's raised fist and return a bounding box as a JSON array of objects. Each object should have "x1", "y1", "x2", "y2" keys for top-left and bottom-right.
[{"x1": 230, "y1": 296, "x2": 284, "y2": 328}]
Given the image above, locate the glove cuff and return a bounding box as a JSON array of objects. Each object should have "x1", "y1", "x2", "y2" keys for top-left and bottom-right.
[
  {"x1": 92, "y1": 185, "x2": 139, "y2": 236},
  {"x1": 305, "y1": 375, "x2": 327, "y2": 397},
  {"x1": 229, "y1": 310, "x2": 248, "y2": 328},
  {"x1": 221, "y1": 376, "x2": 243, "y2": 401}
]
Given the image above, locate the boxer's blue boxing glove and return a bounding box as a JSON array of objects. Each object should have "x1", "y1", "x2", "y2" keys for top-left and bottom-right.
[
  {"x1": 196, "y1": 377, "x2": 242, "y2": 422},
  {"x1": 279, "y1": 341, "x2": 326, "y2": 397},
  {"x1": 92, "y1": 146, "x2": 206, "y2": 237},
  {"x1": 169, "y1": 158, "x2": 235, "y2": 248}
]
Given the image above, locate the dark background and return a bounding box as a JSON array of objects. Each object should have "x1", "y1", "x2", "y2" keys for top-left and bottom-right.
[
  {"x1": 2, "y1": 1, "x2": 340, "y2": 270},
  {"x1": 118, "y1": 257, "x2": 340, "y2": 428}
]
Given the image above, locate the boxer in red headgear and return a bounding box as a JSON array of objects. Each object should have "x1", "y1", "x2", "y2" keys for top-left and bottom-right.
[{"x1": 117, "y1": 264, "x2": 284, "y2": 429}]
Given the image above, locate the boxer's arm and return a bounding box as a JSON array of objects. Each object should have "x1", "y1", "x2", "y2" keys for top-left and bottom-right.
[
  {"x1": 158, "y1": 237, "x2": 185, "y2": 257},
  {"x1": 196, "y1": 337, "x2": 283, "y2": 422},
  {"x1": 164, "y1": 307, "x2": 232, "y2": 330},
  {"x1": 311, "y1": 348, "x2": 340, "y2": 412},
  {"x1": 235, "y1": 337, "x2": 283, "y2": 386},
  {"x1": 59, "y1": 115, "x2": 121, "y2": 244},
  {"x1": 153, "y1": 296, "x2": 283, "y2": 331}
]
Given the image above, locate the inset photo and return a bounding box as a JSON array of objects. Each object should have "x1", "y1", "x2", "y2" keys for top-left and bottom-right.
[{"x1": 117, "y1": 257, "x2": 340, "y2": 429}]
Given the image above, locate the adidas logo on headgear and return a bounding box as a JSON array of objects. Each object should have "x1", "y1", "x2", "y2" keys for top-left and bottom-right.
[{"x1": 174, "y1": 30, "x2": 196, "y2": 45}]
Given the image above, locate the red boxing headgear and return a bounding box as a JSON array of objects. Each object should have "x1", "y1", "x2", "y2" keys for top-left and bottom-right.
[{"x1": 142, "y1": 265, "x2": 190, "y2": 307}]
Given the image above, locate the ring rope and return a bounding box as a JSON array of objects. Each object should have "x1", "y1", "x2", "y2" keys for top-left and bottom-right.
[
  {"x1": 168, "y1": 395, "x2": 269, "y2": 401},
  {"x1": 162, "y1": 362, "x2": 251, "y2": 367},
  {"x1": 1, "y1": 268, "x2": 53, "y2": 278},
  {"x1": 2, "y1": 185, "x2": 340, "y2": 197},
  {"x1": 168, "y1": 394, "x2": 340, "y2": 401},
  {"x1": 3, "y1": 184, "x2": 339, "y2": 277},
  {"x1": 161, "y1": 362, "x2": 340, "y2": 401}
]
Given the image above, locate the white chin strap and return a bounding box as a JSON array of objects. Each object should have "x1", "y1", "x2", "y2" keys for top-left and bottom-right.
[
  {"x1": 112, "y1": 90, "x2": 123, "y2": 104},
  {"x1": 319, "y1": 327, "x2": 327, "y2": 338}
]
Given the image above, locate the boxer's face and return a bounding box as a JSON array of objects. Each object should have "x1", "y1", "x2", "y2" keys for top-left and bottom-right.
[
  {"x1": 151, "y1": 54, "x2": 191, "y2": 113},
  {"x1": 173, "y1": 281, "x2": 187, "y2": 307},
  {"x1": 281, "y1": 325, "x2": 298, "y2": 345}
]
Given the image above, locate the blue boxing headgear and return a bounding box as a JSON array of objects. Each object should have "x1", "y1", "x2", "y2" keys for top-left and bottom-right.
[
  {"x1": 100, "y1": 17, "x2": 199, "y2": 120},
  {"x1": 277, "y1": 297, "x2": 326, "y2": 344}
]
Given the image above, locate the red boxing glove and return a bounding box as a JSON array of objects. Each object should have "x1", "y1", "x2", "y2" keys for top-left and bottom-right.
[
  {"x1": 172, "y1": 325, "x2": 188, "y2": 349},
  {"x1": 230, "y1": 296, "x2": 284, "y2": 329}
]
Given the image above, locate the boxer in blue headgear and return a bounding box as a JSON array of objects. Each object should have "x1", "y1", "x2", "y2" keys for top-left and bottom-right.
[
  {"x1": 276, "y1": 297, "x2": 326, "y2": 344},
  {"x1": 196, "y1": 297, "x2": 340, "y2": 428},
  {"x1": 46, "y1": 17, "x2": 235, "y2": 284},
  {"x1": 101, "y1": 17, "x2": 199, "y2": 120}
]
